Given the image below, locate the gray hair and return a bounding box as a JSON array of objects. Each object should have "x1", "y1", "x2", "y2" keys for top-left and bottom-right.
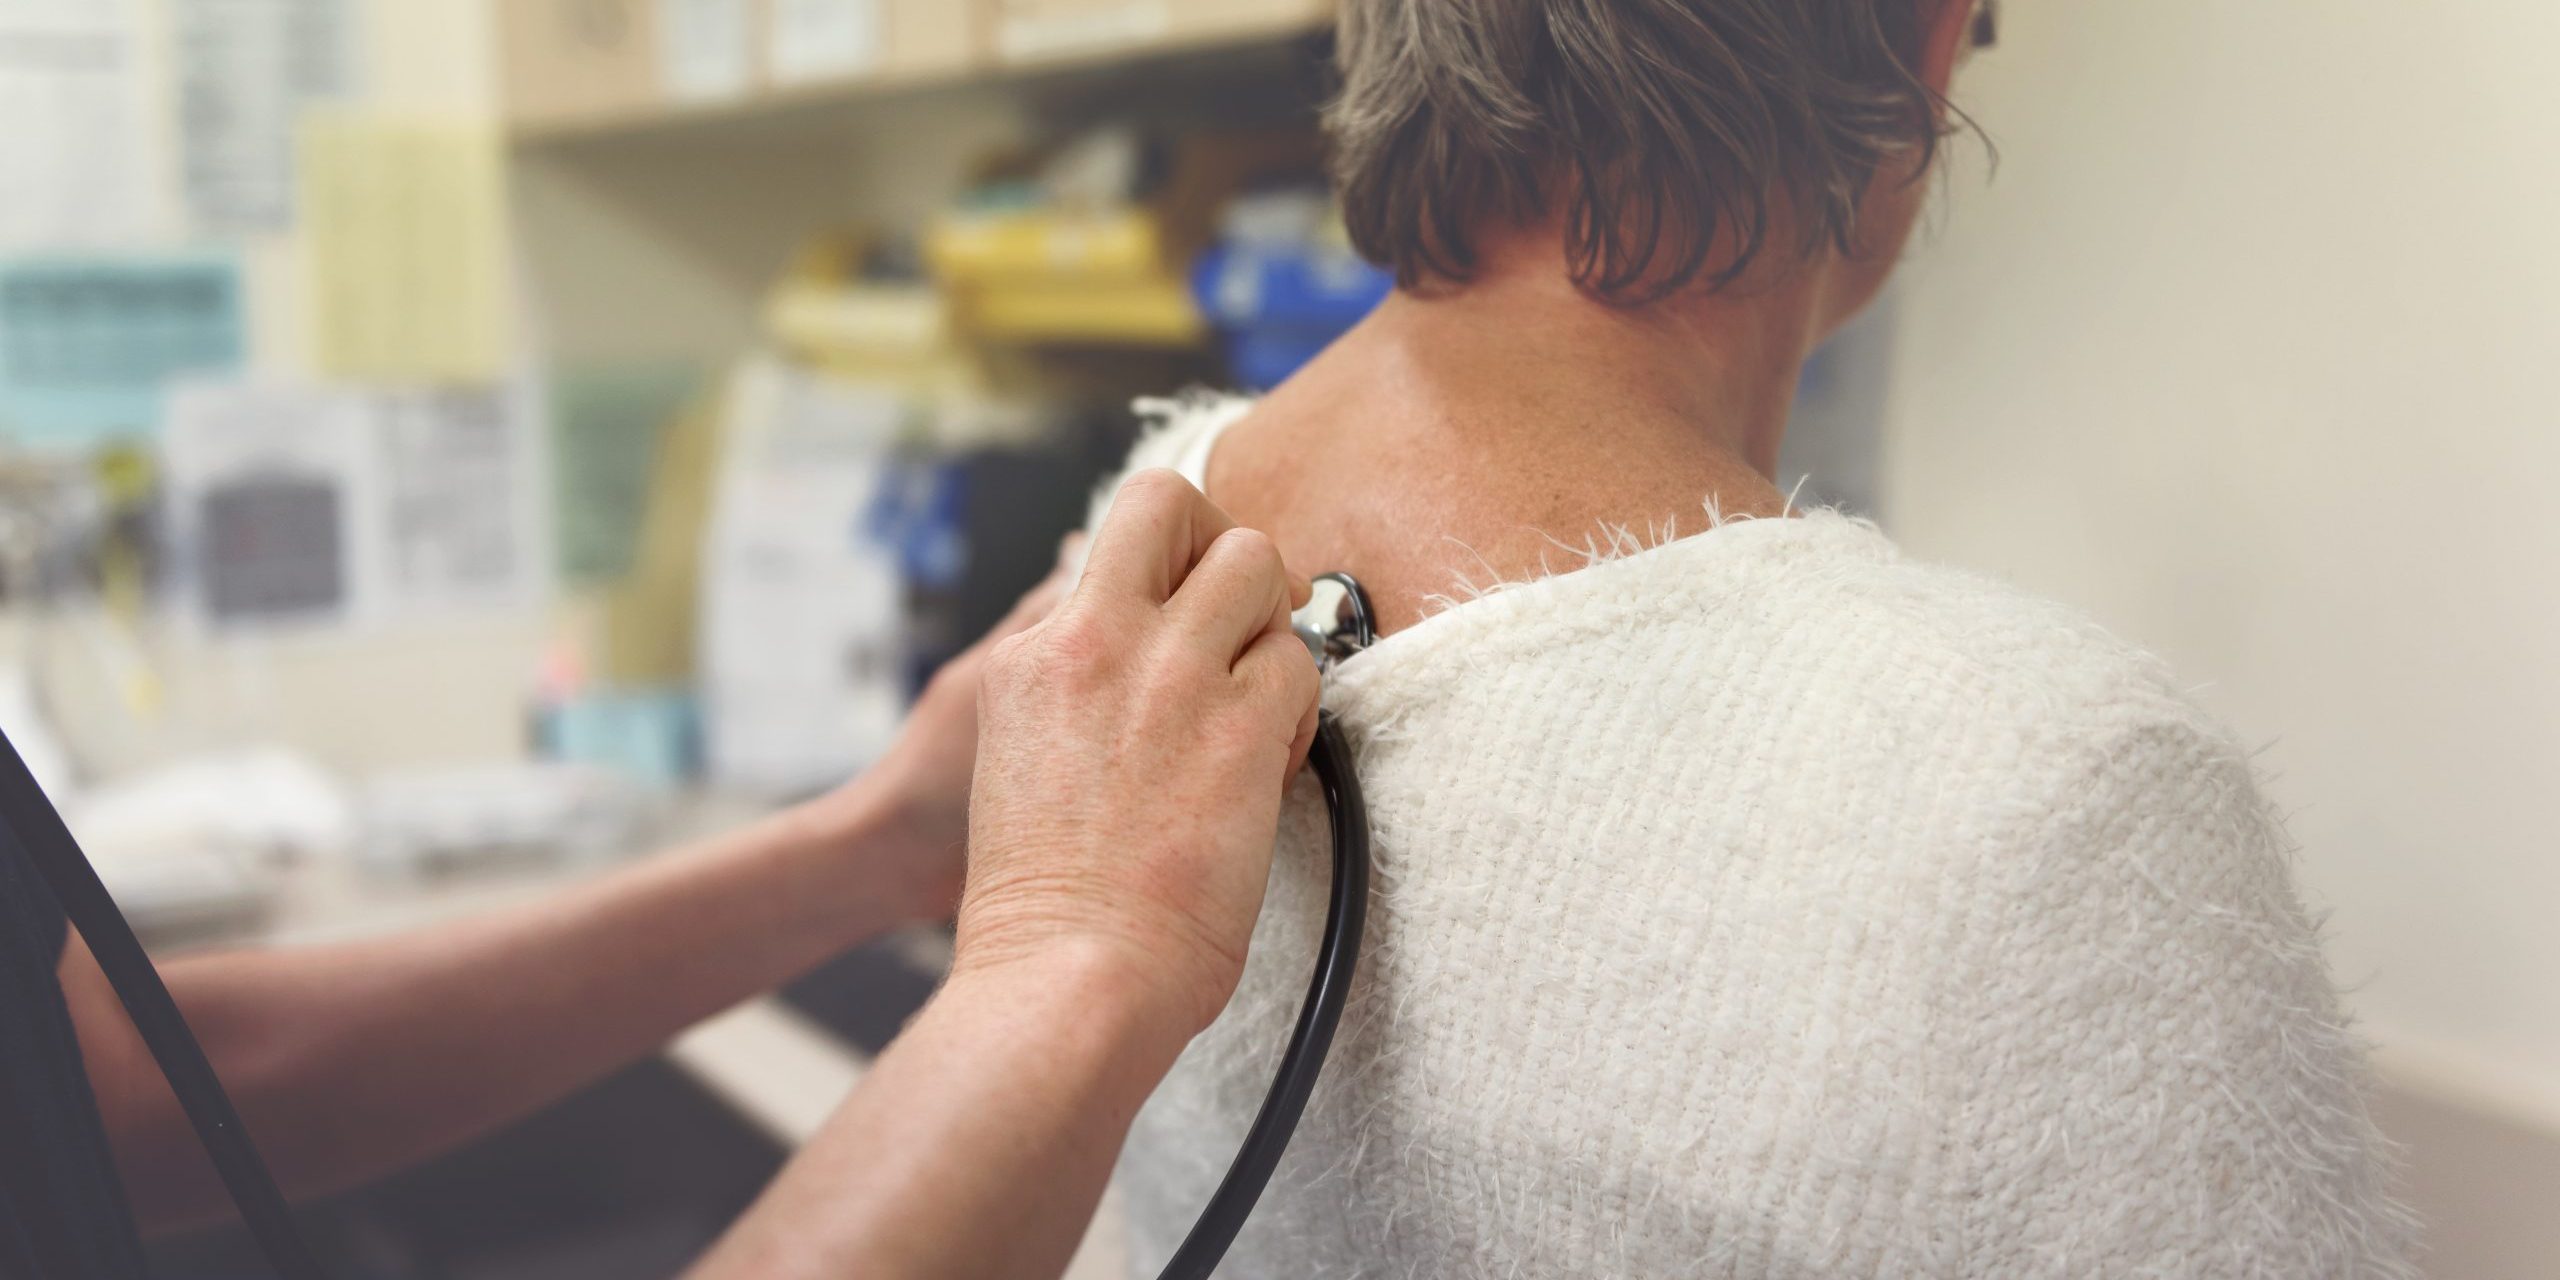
[{"x1": 1327, "y1": 0, "x2": 1957, "y2": 302}]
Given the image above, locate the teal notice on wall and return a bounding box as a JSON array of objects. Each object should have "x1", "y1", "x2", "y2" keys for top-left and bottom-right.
[{"x1": 0, "y1": 253, "x2": 247, "y2": 451}]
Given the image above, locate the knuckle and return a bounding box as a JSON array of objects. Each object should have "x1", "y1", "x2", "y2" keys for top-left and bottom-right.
[
  {"x1": 1119, "y1": 467, "x2": 1193, "y2": 507},
  {"x1": 1212, "y1": 524, "x2": 1275, "y2": 563},
  {"x1": 986, "y1": 610, "x2": 1116, "y2": 693},
  {"x1": 981, "y1": 631, "x2": 1041, "y2": 692},
  {"x1": 1285, "y1": 648, "x2": 1321, "y2": 699},
  {"x1": 985, "y1": 627, "x2": 1035, "y2": 671},
  {"x1": 1035, "y1": 611, "x2": 1113, "y2": 675},
  {"x1": 1136, "y1": 649, "x2": 1210, "y2": 708},
  {"x1": 1226, "y1": 662, "x2": 1298, "y2": 730},
  {"x1": 1230, "y1": 528, "x2": 1287, "y2": 583}
]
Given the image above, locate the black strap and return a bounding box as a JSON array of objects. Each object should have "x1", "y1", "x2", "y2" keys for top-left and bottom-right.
[{"x1": 0, "y1": 726, "x2": 327, "y2": 1280}]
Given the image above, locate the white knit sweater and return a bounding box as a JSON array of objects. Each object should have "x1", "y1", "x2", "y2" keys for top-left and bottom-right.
[{"x1": 1096, "y1": 398, "x2": 2416, "y2": 1279}]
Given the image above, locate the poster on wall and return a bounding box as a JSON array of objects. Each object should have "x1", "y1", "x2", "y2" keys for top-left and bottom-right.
[{"x1": 175, "y1": 0, "x2": 359, "y2": 234}]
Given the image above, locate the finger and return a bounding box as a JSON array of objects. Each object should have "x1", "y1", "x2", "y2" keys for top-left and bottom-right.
[
  {"x1": 1234, "y1": 624, "x2": 1322, "y2": 758},
  {"x1": 1285, "y1": 693, "x2": 1319, "y2": 777},
  {"x1": 1266, "y1": 560, "x2": 1300, "y2": 657},
  {"x1": 1171, "y1": 527, "x2": 1293, "y2": 663},
  {"x1": 1078, "y1": 470, "x2": 1234, "y2": 607}
]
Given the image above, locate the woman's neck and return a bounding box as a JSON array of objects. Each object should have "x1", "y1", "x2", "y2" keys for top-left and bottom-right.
[
  {"x1": 1329, "y1": 263, "x2": 1820, "y2": 478},
  {"x1": 1206, "y1": 249, "x2": 1828, "y2": 631}
]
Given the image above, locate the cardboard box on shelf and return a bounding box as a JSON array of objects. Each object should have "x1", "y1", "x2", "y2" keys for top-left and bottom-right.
[
  {"x1": 880, "y1": 0, "x2": 982, "y2": 80},
  {"x1": 766, "y1": 0, "x2": 982, "y2": 86},
  {"x1": 505, "y1": 0, "x2": 987, "y2": 131},
  {"x1": 990, "y1": 0, "x2": 1330, "y2": 66},
  {"x1": 498, "y1": 0, "x2": 664, "y2": 130}
]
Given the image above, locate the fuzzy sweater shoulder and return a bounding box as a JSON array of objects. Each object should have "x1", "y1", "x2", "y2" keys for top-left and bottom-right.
[{"x1": 1096, "y1": 398, "x2": 2418, "y2": 1278}]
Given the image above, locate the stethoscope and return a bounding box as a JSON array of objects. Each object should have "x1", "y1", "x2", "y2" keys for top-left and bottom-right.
[
  {"x1": 0, "y1": 573, "x2": 1379, "y2": 1280},
  {"x1": 1156, "y1": 571, "x2": 1374, "y2": 1278}
]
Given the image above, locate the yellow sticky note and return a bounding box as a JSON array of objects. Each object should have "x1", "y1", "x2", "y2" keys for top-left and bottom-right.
[{"x1": 300, "y1": 114, "x2": 507, "y2": 381}]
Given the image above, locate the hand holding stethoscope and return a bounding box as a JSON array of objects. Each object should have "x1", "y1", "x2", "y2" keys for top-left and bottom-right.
[{"x1": 24, "y1": 471, "x2": 1361, "y2": 1280}]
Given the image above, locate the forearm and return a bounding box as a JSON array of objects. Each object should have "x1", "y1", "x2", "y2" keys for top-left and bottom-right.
[
  {"x1": 689, "y1": 947, "x2": 1190, "y2": 1280},
  {"x1": 689, "y1": 475, "x2": 1311, "y2": 1277},
  {"x1": 78, "y1": 771, "x2": 935, "y2": 1228}
]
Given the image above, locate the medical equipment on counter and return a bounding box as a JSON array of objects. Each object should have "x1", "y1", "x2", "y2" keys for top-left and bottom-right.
[
  {"x1": 358, "y1": 762, "x2": 648, "y2": 876},
  {"x1": 0, "y1": 573, "x2": 1380, "y2": 1280}
]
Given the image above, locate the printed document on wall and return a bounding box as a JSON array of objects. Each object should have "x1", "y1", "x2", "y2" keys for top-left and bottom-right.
[
  {"x1": 374, "y1": 386, "x2": 544, "y2": 613},
  {"x1": 301, "y1": 114, "x2": 507, "y2": 382},
  {"x1": 0, "y1": 0, "x2": 166, "y2": 249},
  {"x1": 175, "y1": 0, "x2": 358, "y2": 234}
]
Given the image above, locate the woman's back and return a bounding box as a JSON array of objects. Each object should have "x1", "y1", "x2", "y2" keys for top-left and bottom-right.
[{"x1": 1101, "y1": 399, "x2": 2414, "y2": 1278}]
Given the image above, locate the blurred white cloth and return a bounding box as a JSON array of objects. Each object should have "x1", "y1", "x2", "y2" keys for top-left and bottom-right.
[{"x1": 67, "y1": 748, "x2": 349, "y2": 930}]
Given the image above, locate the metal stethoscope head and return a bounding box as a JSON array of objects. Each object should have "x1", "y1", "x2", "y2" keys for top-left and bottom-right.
[{"x1": 1292, "y1": 571, "x2": 1377, "y2": 675}]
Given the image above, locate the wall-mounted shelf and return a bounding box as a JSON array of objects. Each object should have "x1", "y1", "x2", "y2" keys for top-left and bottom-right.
[
  {"x1": 501, "y1": 0, "x2": 1337, "y2": 148},
  {"x1": 497, "y1": 1, "x2": 1340, "y2": 373}
]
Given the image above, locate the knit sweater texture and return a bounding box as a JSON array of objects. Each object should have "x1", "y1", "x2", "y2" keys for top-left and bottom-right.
[{"x1": 1096, "y1": 396, "x2": 2417, "y2": 1278}]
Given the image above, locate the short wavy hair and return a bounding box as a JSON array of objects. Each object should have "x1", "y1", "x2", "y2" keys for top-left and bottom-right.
[{"x1": 1327, "y1": 0, "x2": 1960, "y2": 303}]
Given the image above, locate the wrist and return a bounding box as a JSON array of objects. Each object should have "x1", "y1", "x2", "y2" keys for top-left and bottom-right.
[
  {"x1": 787, "y1": 768, "x2": 959, "y2": 932},
  {"x1": 943, "y1": 936, "x2": 1205, "y2": 1075}
]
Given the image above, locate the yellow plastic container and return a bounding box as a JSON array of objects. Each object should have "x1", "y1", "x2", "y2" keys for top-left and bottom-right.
[{"x1": 925, "y1": 206, "x2": 1207, "y2": 346}]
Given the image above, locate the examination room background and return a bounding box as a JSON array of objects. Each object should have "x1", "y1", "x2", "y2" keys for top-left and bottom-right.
[{"x1": 0, "y1": 1, "x2": 2551, "y2": 1277}]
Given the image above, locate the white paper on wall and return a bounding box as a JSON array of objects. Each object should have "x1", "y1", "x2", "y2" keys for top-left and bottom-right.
[
  {"x1": 0, "y1": 0, "x2": 164, "y2": 249},
  {"x1": 173, "y1": 0, "x2": 358, "y2": 234},
  {"x1": 372, "y1": 385, "x2": 545, "y2": 614}
]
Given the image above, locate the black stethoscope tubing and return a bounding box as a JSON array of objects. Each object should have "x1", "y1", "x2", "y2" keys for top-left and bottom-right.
[
  {"x1": 1153, "y1": 708, "x2": 1368, "y2": 1279},
  {"x1": 1, "y1": 726, "x2": 329, "y2": 1280}
]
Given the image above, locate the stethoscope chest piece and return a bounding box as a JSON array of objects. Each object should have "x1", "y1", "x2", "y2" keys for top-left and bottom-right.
[{"x1": 1293, "y1": 571, "x2": 1377, "y2": 674}]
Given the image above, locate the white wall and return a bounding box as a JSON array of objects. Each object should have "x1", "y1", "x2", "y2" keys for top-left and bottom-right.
[{"x1": 1882, "y1": 0, "x2": 2560, "y2": 1127}]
